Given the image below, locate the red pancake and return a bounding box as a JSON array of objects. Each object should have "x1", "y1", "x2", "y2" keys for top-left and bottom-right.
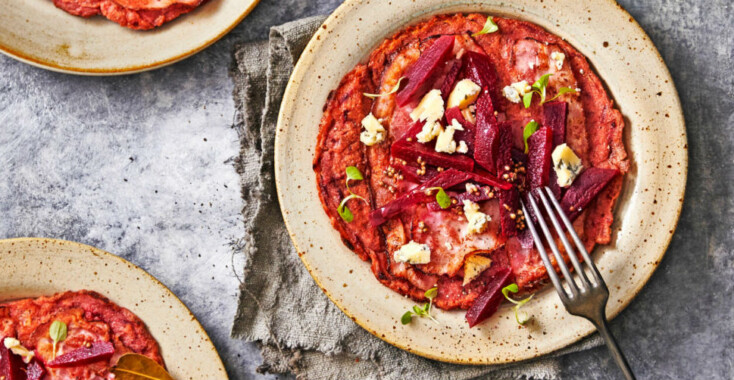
[
  {"x1": 313, "y1": 14, "x2": 628, "y2": 310},
  {"x1": 0, "y1": 290, "x2": 163, "y2": 379},
  {"x1": 52, "y1": 0, "x2": 207, "y2": 30}
]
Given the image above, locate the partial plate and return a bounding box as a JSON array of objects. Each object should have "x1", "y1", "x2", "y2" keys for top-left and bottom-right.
[
  {"x1": 0, "y1": 238, "x2": 228, "y2": 379},
  {"x1": 275, "y1": 0, "x2": 686, "y2": 364},
  {"x1": 0, "y1": 0, "x2": 259, "y2": 75}
]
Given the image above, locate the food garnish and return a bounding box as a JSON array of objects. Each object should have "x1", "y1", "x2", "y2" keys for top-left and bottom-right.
[
  {"x1": 447, "y1": 79, "x2": 481, "y2": 109},
  {"x1": 463, "y1": 200, "x2": 491, "y2": 235},
  {"x1": 338, "y1": 167, "x2": 368, "y2": 223},
  {"x1": 522, "y1": 120, "x2": 539, "y2": 153},
  {"x1": 363, "y1": 77, "x2": 406, "y2": 99},
  {"x1": 49, "y1": 320, "x2": 68, "y2": 360},
  {"x1": 434, "y1": 120, "x2": 464, "y2": 154},
  {"x1": 47, "y1": 341, "x2": 115, "y2": 367},
  {"x1": 502, "y1": 283, "x2": 534, "y2": 325},
  {"x1": 112, "y1": 353, "x2": 174, "y2": 380},
  {"x1": 522, "y1": 73, "x2": 577, "y2": 108},
  {"x1": 3, "y1": 337, "x2": 35, "y2": 363},
  {"x1": 472, "y1": 17, "x2": 499, "y2": 36},
  {"x1": 394, "y1": 241, "x2": 431, "y2": 264},
  {"x1": 401, "y1": 287, "x2": 439, "y2": 325},
  {"x1": 551, "y1": 143, "x2": 583, "y2": 187},
  {"x1": 466, "y1": 268, "x2": 512, "y2": 327},
  {"x1": 426, "y1": 187, "x2": 451, "y2": 209},
  {"x1": 359, "y1": 113, "x2": 386, "y2": 146}
]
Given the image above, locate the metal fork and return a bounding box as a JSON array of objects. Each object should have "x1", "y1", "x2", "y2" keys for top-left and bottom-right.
[{"x1": 522, "y1": 186, "x2": 636, "y2": 380}]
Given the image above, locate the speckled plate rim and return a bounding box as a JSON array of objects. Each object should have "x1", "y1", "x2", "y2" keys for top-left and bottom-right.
[
  {"x1": 275, "y1": 0, "x2": 687, "y2": 365},
  {"x1": 0, "y1": 0, "x2": 260, "y2": 76},
  {"x1": 0, "y1": 237, "x2": 229, "y2": 379}
]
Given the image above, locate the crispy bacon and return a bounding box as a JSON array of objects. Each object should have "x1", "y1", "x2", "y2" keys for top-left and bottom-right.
[{"x1": 52, "y1": 0, "x2": 207, "y2": 30}]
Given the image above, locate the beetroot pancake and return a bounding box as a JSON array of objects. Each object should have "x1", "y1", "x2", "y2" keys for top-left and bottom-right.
[
  {"x1": 52, "y1": 0, "x2": 208, "y2": 30},
  {"x1": 314, "y1": 14, "x2": 627, "y2": 326},
  {"x1": 0, "y1": 290, "x2": 163, "y2": 379}
]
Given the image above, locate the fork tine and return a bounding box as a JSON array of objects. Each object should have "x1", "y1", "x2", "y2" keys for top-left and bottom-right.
[
  {"x1": 520, "y1": 201, "x2": 569, "y2": 301},
  {"x1": 541, "y1": 187, "x2": 604, "y2": 286},
  {"x1": 526, "y1": 194, "x2": 579, "y2": 296},
  {"x1": 538, "y1": 187, "x2": 592, "y2": 288}
]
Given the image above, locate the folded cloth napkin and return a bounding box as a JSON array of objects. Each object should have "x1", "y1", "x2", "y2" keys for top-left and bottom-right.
[{"x1": 230, "y1": 15, "x2": 602, "y2": 380}]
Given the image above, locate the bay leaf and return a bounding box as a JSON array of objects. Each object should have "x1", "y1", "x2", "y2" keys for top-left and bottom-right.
[{"x1": 112, "y1": 353, "x2": 174, "y2": 380}]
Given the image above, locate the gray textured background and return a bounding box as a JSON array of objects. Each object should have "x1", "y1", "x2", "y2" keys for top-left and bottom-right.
[{"x1": 0, "y1": 0, "x2": 730, "y2": 379}]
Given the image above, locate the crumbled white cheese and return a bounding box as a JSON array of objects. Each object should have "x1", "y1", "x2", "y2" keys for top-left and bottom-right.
[
  {"x1": 410, "y1": 89, "x2": 444, "y2": 123},
  {"x1": 551, "y1": 143, "x2": 584, "y2": 187},
  {"x1": 359, "y1": 113, "x2": 386, "y2": 146},
  {"x1": 463, "y1": 200, "x2": 491, "y2": 235},
  {"x1": 457, "y1": 140, "x2": 469, "y2": 154},
  {"x1": 550, "y1": 51, "x2": 565, "y2": 70},
  {"x1": 447, "y1": 79, "x2": 481, "y2": 109},
  {"x1": 416, "y1": 120, "x2": 443, "y2": 143},
  {"x1": 434, "y1": 119, "x2": 464, "y2": 154},
  {"x1": 502, "y1": 80, "x2": 532, "y2": 103},
  {"x1": 463, "y1": 255, "x2": 493, "y2": 286},
  {"x1": 4, "y1": 337, "x2": 34, "y2": 364},
  {"x1": 394, "y1": 241, "x2": 431, "y2": 264},
  {"x1": 444, "y1": 241, "x2": 453, "y2": 250},
  {"x1": 465, "y1": 183, "x2": 478, "y2": 194}
]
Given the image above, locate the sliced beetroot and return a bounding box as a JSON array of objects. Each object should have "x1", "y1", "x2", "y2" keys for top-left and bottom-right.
[
  {"x1": 396, "y1": 35, "x2": 455, "y2": 106},
  {"x1": 445, "y1": 107, "x2": 475, "y2": 154},
  {"x1": 469, "y1": 170, "x2": 512, "y2": 191},
  {"x1": 473, "y1": 91, "x2": 500, "y2": 173},
  {"x1": 0, "y1": 338, "x2": 27, "y2": 380},
  {"x1": 392, "y1": 160, "x2": 439, "y2": 183},
  {"x1": 543, "y1": 101, "x2": 568, "y2": 199},
  {"x1": 426, "y1": 185, "x2": 495, "y2": 211},
  {"x1": 463, "y1": 51, "x2": 501, "y2": 101},
  {"x1": 525, "y1": 127, "x2": 553, "y2": 192},
  {"x1": 561, "y1": 168, "x2": 619, "y2": 220},
  {"x1": 391, "y1": 140, "x2": 475, "y2": 172},
  {"x1": 370, "y1": 169, "x2": 472, "y2": 225},
  {"x1": 439, "y1": 59, "x2": 464, "y2": 102},
  {"x1": 495, "y1": 122, "x2": 520, "y2": 237},
  {"x1": 465, "y1": 267, "x2": 512, "y2": 327},
  {"x1": 26, "y1": 360, "x2": 45, "y2": 380},
  {"x1": 511, "y1": 147, "x2": 527, "y2": 165},
  {"x1": 46, "y1": 341, "x2": 114, "y2": 368}
]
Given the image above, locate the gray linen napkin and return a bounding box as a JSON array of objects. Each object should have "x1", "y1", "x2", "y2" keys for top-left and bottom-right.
[{"x1": 230, "y1": 15, "x2": 602, "y2": 380}]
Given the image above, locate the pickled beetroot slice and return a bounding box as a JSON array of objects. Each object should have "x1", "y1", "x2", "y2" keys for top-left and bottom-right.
[
  {"x1": 465, "y1": 268, "x2": 512, "y2": 327},
  {"x1": 543, "y1": 101, "x2": 568, "y2": 199},
  {"x1": 561, "y1": 168, "x2": 619, "y2": 221},
  {"x1": 27, "y1": 360, "x2": 46, "y2": 380},
  {"x1": 495, "y1": 122, "x2": 520, "y2": 237},
  {"x1": 391, "y1": 140, "x2": 475, "y2": 172},
  {"x1": 369, "y1": 169, "x2": 472, "y2": 226},
  {"x1": 526, "y1": 127, "x2": 553, "y2": 192},
  {"x1": 469, "y1": 171, "x2": 512, "y2": 191},
  {"x1": 392, "y1": 160, "x2": 439, "y2": 183},
  {"x1": 0, "y1": 338, "x2": 26, "y2": 380},
  {"x1": 46, "y1": 341, "x2": 114, "y2": 368},
  {"x1": 426, "y1": 185, "x2": 494, "y2": 211},
  {"x1": 473, "y1": 91, "x2": 500, "y2": 173},
  {"x1": 396, "y1": 35, "x2": 455, "y2": 106},
  {"x1": 439, "y1": 59, "x2": 464, "y2": 102},
  {"x1": 463, "y1": 51, "x2": 501, "y2": 99},
  {"x1": 445, "y1": 107, "x2": 475, "y2": 154}
]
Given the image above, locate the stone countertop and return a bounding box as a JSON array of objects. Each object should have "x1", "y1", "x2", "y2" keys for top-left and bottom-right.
[{"x1": 0, "y1": 1, "x2": 730, "y2": 379}]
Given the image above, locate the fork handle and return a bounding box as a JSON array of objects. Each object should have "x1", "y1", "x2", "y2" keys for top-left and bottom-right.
[{"x1": 593, "y1": 318, "x2": 636, "y2": 380}]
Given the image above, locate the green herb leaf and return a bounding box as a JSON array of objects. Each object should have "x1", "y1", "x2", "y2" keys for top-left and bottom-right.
[
  {"x1": 401, "y1": 311, "x2": 414, "y2": 325},
  {"x1": 533, "y1": 74, "x2": 552, "y2": 92},
  {"x1": 49, "y1": 320, "x2": 67, "y2": 360},
  {"x1": 501, "y1": 283, "x2": 534, "y2": 325},
  {"x1": 413, "y1": 305, "x2": 425, "y2": 316},
  {"x1": 424, "y1": 287, "x2": 438, "y2": 300},
  {"x1": 522, "y1": 91, "x2": 534, "y2": 109},
  {"x1": 522, "y1": 120, "x2": 540, "y2": 153},
  {"x1": 338, "y1": 194, "x2": 366, "y2": 223},
  {"x1": 435, "y1": 188, "x2": 451, "y2": 209},
  {"x1": 501, "y1": 283, "x2": 519, "y2": 301},
  {"x1": 473, "y1": 17, "x2": 498, "y2": 36},
  {"x1": 345, "y1": 166, "x2": 364, "y2": 189},
  {"x1": 546, "y1": 87, "x2": 577, "y2": 103},
  {"x1": 363, "y1": 77, "x2": 406, "y2": 99}
]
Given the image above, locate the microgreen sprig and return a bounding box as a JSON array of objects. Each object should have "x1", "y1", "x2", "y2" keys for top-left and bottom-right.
[
  {"x1": 502, "y1": 283, "x2": 534, "y2": 325},
  {"x1": 473, "y1": 17, "x2": 498, "y2": 36},
  {"x1": 522, "y1": 73, "x2": 577, "y2": 109},
  {"x1": 338, "y1": 166, "x2": 368, "y2": 223},
  {"x1": 522, "y1": 120, "x2": 539, "y2": 153},
  {"x1": 425, "y1": 187, "x2": 451, "y2": 209},
  {"x1": 363, "y1": 77, "x2": 406, "y2": 99},
  {"x1": 49, "y1": 320, "x2": 68, "y2": 360},
  {"x1": 401, "y1": 287, "x2": 439, "y2": 325}
]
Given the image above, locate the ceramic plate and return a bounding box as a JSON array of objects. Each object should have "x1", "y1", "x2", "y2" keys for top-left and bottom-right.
[
  {"x1": 0, "y1": 238, "x2": 228, "y2": 378},
  {"x1": 275, "y1": 0, "x2": 687, "y2": 364},
  {"x1": 0, "y1": 0, "x2": 259, "y2": 75}
]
